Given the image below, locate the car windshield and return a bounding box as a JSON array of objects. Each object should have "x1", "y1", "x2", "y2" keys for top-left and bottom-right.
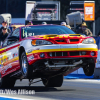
[{"x1": 21, "y1": 25, "x2": 75, "y2": 38}]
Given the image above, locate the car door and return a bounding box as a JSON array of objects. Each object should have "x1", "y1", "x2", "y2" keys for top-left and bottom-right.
[
  {"x1": 0, "y1": 46, "x2": 7, "y2": 75},
  {"x1": 1, "y1": 28, "x2": 21, "y2": 76}
]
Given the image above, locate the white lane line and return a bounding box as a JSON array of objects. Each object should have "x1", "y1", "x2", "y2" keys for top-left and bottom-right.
[
  {"x1": 64, "y1": 79, "x2": 100, "y2": 84},
  {"x1": 0, "y1": 95, "x2": 56, "y2": 100}
]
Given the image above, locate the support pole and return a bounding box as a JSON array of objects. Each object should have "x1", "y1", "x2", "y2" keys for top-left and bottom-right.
[
  {"x1": 74, "y1": 19, "x2": 76, "y2": 32},
  {"x1": 93, "y1": 21, "x2": 95, "y2": 36}
]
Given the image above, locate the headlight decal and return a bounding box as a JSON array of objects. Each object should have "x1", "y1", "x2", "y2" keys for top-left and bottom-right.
[
  {"x1": 82, "y1": 38, "x2": 96, "y2": 44},
  {"x1": 31, "y1": 40, "x2": 36, "y2": 45}
]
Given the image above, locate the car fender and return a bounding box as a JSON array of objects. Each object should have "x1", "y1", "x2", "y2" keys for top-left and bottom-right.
[{"x1": 20, "y1": 39, "x2": 33, "y2": 53}]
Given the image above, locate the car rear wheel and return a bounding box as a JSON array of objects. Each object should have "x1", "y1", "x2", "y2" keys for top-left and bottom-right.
[
  {"x1": 83, "y1": 63, "x2": 95, "y2": 76},
  {"x1": 42, "y1": 75, "x2": 63, "y2": 87},
  {"x1": 0, "y1": 74, "x2": 16, "y2": 88},
  {"x1": 20, "y1": 52, "x2": 33, "y2": 78}
]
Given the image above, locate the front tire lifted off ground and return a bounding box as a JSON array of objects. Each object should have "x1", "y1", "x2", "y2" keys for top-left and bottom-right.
[{"x1": 83, "y1": 63, "x2": 95, "y2": 76}]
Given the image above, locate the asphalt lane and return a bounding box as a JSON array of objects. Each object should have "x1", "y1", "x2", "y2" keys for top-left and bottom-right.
[{"x1": 1, "y1": 79, "x2": 100, "y2": 100}]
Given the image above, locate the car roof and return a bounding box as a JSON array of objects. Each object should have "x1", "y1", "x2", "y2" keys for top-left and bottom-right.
[
  {"x1": 11, "y1": 25, "x2": 25, "y2": 28},
  {"x1": 21, "y1": 24, "x2": 60, "y2": 28}
]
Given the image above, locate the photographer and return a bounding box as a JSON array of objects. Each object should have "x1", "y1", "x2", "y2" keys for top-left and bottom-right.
[
  {"x1": 0, "y1": 27, "x2": 8, "y2": 42},
  {"x1": 0, "y1": 21, "x2": 11, "y2": 35},
  {"x1": 76, "y1": 22, "x2": 92, "y2": 36}
]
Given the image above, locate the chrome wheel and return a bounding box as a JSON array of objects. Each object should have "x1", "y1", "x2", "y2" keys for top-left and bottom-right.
[
  {"x1": 20, "y1": 52, "x2": 33, "y2": 78},
  {"x1": 22, "y1": 55, "x2": 28, "y2": 75}
]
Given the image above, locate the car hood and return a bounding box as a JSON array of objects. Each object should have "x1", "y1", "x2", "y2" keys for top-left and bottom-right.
[{"x1": 25, "y1": 34, "x2": 92, "y2": 44}]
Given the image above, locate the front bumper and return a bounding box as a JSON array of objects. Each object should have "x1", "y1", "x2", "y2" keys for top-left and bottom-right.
[{"x1": 26, "y1": 44, "x2": 97, "y2": 65}]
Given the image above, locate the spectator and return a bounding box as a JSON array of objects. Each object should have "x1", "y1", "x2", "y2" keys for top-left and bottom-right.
[
  {"x1": 61, "y1": 22, "x2": 71, "y2": 29},
  {"x1": 0, "y1": 21, "x2": 11, "y2": 34},
  {"x1": 42, "y1": 22, "x2": 47, "y2": 25},
  {"x1": 61, "y1": 22, "x2": 66, "y2": 26},
  {"x1": 0, "y1": 27, "x2": 8, "y2": 42},
  {"x1": 76, "y1": 22, "x2": 92, "y2": 36},
  {"x1": 12, "y1": 26, "x2": 16, "y2": 31},
  {"x1": 27, "y1": 21, "x2": 33, "y2": 25}
]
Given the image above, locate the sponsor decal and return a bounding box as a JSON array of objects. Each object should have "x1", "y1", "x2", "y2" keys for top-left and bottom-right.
[
  {"x1": 27, "y1": 49, "x2": 33, "y2": 54},
  {"x1": 10, "y1": 70, "x2": 21, "y2": 77},
  {"x1": 4, "y1": 59, "x2": 6, "y2": 62},
  {"x1": 13, "y1": 53, "x2": 18, "y2": 58},
  {"x1": 27, "y1": 55, "x2": 34, "y2": 61},
  {"x1": 7, "y1": 57, "x2": 9, "y2": 60},
  {"x1": 34, "y1": 48, "x2": 40, "y2": 50},
  {"x1": 1, "y1": 59, "x2": 3, "y2": 64},
  {"x1": 1, "y1": 64, "x2": 12, "y2": 74},
  {"x1": 17, "y1": 46, "x2": 20, "y2": 49},
  {"x1": 27, "y1": 48, "x2": 40, "y2": 54}
]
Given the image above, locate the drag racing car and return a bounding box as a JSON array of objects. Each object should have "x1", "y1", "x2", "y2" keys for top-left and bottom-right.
[{"x1": 0, "y1": 25, "x2": 97, "y2": 88}]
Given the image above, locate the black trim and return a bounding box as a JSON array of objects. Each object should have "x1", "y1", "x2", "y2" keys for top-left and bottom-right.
[{"x1": 35, "y1": 4, "x2": 56, "y2": 9}]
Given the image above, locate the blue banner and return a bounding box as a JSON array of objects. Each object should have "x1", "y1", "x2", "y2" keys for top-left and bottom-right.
[{"x1": 93, "y1": 37, "x2": 100, "y2": 49}]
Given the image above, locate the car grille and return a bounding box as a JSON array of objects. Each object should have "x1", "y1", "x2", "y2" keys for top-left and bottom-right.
[
  {"x1": 56, "y1": 40, "x2": 65, "y2": 42},
  {"x1": 49, "y1": 51, "x2": 86, "y2": 57},
  {"x1": 69, "y1": 52, "x2": 80, "y2": 56},
  {"x1": 70, "y1": 39, "x2": 79, "y2": 42},
  {"x1": 55, "y1": 39, "x2": 79, "y2": 43},
  {"x1": 49, "y1": 52, "x2": 67, "y2": 57}
]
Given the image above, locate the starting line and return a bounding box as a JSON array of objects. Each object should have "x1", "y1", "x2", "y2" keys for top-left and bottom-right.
[
  {"x1": 0, "y1": 95, "x2": 55, "y2": 100},
  {"x1": 0, "y1": 97, "x2": 16, "y2": 100},
  {"x1": 0, "y1": 95, "x2": 33, "y2": 100}
]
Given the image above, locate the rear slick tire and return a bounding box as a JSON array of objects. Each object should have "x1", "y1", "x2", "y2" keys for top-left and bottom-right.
[
  {"x1": 42, "y1": 75, "x2": 63, "y2": 87},
  {"x1": 0, "y1": 74, "x2": 16, "y2": 88}
]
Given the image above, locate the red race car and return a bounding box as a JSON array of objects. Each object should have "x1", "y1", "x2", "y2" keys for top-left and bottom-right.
[{"x1": 0, "y1": 25, "x2": 97, "y2": 88}]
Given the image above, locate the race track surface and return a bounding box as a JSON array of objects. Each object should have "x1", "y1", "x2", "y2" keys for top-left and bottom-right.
[{"x1": 0, "y1": 79, "x2": 100, "y2": 100}]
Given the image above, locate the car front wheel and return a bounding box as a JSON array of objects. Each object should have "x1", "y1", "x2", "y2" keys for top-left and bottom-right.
[
  {"x1": 20, "y1": 52, "x2": 33, "y2": 78},
  {"x1": 83, "y1": 63, "x2": 95, "y2": 76}
]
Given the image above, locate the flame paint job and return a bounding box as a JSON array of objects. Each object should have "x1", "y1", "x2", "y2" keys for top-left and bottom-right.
[{"x1": 0, "y1": 25, "x2": 98, "y2": 78}]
